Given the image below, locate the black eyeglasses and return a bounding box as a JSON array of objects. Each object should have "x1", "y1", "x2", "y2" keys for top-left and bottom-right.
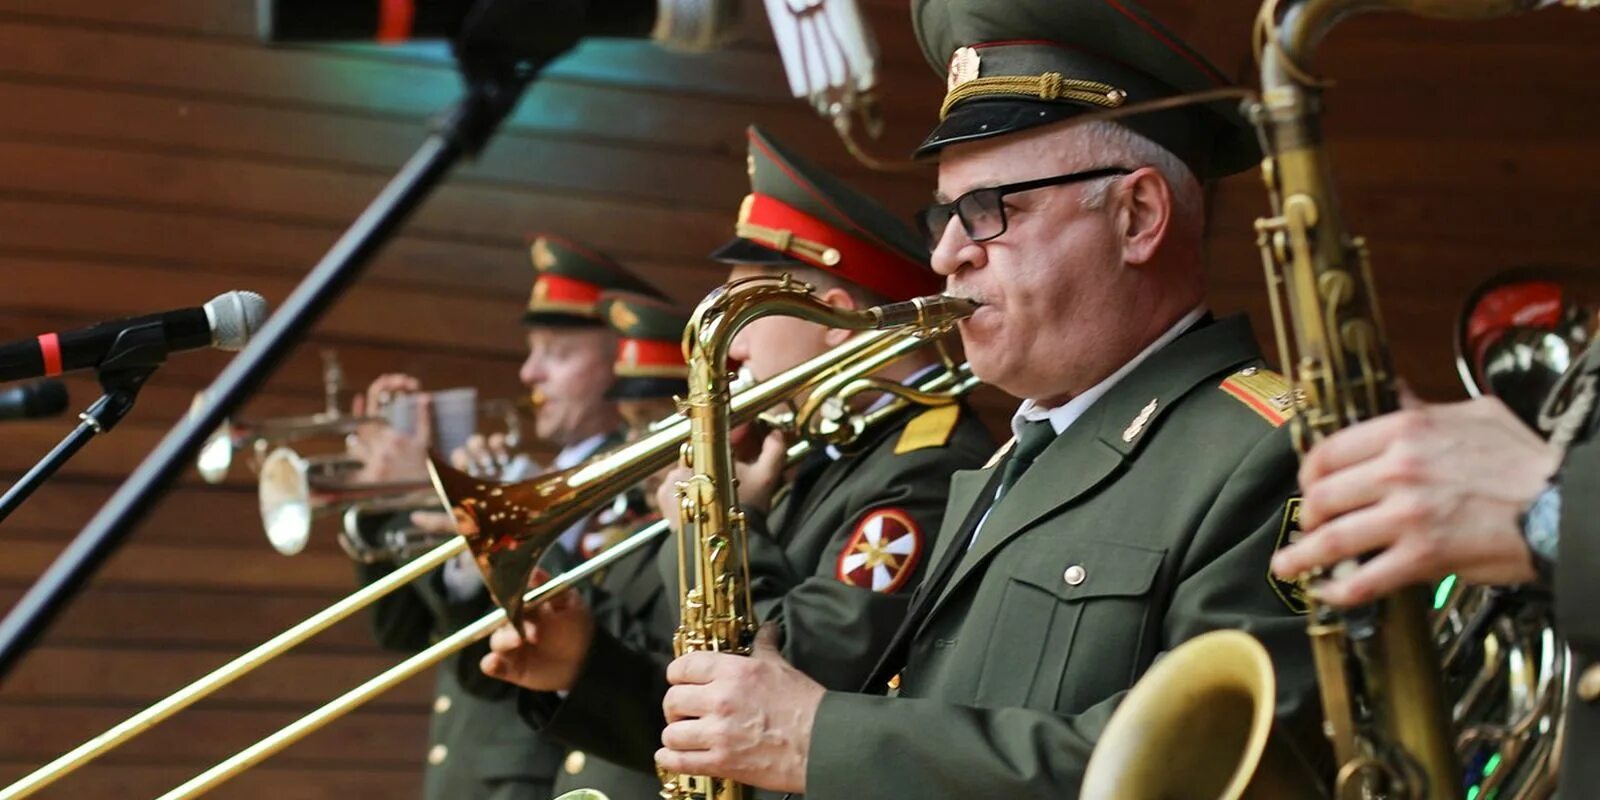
[{"x1": 916, "y1": 166, "x2": 1134, "y2": 248}]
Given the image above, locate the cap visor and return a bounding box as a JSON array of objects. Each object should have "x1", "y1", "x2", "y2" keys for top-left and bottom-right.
[{"x1": 709, "y1": 237, "x2": 806, "y2": 266}]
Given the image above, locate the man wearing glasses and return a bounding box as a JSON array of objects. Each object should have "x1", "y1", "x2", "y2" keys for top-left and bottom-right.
[{"x1": 646, "y1": 0, "x2": 1328, "y2": 796}]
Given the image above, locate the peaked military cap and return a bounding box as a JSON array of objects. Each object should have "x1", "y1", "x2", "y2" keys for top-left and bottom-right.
[
  {"x1": 711, "y1": 126, "x2": 942, "y2": 302},
  {"x1": 524, "y1": 234, "x2": 665, "y2": 326},
  {"x1": 912, "y1": 0, "x2": 1260, "y2": 179},
  {"x1": 598, "y1": 291, "x2": 690, "y2": 400}
]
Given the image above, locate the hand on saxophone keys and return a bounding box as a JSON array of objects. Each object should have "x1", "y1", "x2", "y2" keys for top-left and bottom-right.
[
  {"x1": 480, "y1": 568, "x2": 596, "y2": 693},
  {"x1": 1270, "y1": 393, "x2": 1562, "y2": 606},
  {"x1": 657, "y1": 623, "x2": 822, "y2": 794}
]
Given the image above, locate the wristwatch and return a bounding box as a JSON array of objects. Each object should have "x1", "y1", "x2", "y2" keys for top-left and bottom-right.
[{"x1": 1520, "y1": 481, "x2": 1562, "y2": 582}]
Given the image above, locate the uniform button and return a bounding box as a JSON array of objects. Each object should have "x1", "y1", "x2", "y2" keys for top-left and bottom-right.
[
  {"x1": 564, "y1": 750, "x2": 587, "y2": 775},
  {"x1": 427, "y1": 744, "x2": 448, "y2": 765},
  {"x1": 433, "y1": 695, "x2": 452, "y2": 714},
  {"x1": 1063, "y1": 565, "x2": 1087, "y2": 586},
  {"x1": 1580, "y1": 664, "x2": 1600, "y2": 703}
]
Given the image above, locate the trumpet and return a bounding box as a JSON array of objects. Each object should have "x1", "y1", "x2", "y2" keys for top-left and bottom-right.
[
  {"x1": 2, "y1": 286, "x2": 977, "y2": 800},
  {"x1": 254, "y1": 446, "x2": 445, "y2": 558}
]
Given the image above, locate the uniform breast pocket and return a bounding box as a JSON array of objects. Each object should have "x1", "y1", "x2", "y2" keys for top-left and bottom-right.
[{"x1": 973, "y1": 539, "x2": 1164, "y2": 711}]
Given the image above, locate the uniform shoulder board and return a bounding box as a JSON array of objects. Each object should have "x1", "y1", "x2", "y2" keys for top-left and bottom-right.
[
  {"x1": 894, "y1": 403, "x2": 962, "y2": 454},
  {"x1": 1219, "y1": 366, "x2": 1297, "y2": 428}
]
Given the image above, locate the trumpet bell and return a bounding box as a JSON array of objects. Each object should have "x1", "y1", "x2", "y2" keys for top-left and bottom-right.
[{"x1": 258, "y1": 447, "x2": 316, "y2": 555}]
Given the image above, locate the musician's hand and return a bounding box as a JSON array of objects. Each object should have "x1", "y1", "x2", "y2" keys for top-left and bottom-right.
[
  {"x1": 657, "y1": 625, "x2": 820, "y2": 793},
  {"x1": 349, "y1": 374, "x2": 431, "y2": 484},
  {"x1": 452, "y1": 432, "x2": 514, "y2": 478},
  {"x1": 655, "y1": 466, "x2": 693, "y2": 533},
  {"x1": 734, "y1": 431, "x2": 788, "y2": 513},
  {"x1": 480, "y1": 569, "x2": 594, "y2": 692},
  {"x1": 1272, "y1": 395, "x2": 1561, "y2": 606},
  {"x1": 408, "y1": 510, "x2": 457, "y2": 537}
]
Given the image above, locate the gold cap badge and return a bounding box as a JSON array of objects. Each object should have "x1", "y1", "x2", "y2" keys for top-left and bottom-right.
[{"x1": 948, "y1": 46, "x2": 980, "y2": 91}]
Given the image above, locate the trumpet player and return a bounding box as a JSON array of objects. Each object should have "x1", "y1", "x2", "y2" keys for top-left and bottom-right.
[
  {"x1": 575, "y1": 1, "x2": 1327, "y2": 795},
  {"x1": 349, "y1": 236, "x2": 670, "y2": 800},
  {"x1": 481, "y1": 125, "x2": 997, "y2": 795}
]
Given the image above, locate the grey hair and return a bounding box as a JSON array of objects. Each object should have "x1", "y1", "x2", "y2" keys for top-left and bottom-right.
[{"x1": 1072, "y1": 121, "x2": 1205, "y2": 244}]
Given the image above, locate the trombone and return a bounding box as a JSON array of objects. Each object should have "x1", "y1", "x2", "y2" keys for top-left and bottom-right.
[{"x1": 0, "y1": 292, "x2": 976, "y2": 800}]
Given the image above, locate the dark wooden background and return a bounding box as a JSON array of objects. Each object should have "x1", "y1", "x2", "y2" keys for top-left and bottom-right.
[{"x1": 0, "y1": 1, "x2": 1595, "y2": 797}]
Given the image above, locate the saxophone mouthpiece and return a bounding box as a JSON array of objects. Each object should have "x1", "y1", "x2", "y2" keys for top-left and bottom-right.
[{"x1": 870, "y1": 295, "x2": 981, "y2": 329}]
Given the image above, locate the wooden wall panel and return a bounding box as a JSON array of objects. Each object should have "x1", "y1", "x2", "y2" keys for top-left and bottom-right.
[{"x1": 1, "y1": 1, "x2": 1597, "y2": 798}]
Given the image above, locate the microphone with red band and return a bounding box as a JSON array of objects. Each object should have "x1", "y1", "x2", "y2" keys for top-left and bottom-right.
[
  {"x1": 0, "y1": 291, "x2": 269, "y2": 384},
  {"x1": 257, "y1": 0, "x2": 739, "y2": 53}
]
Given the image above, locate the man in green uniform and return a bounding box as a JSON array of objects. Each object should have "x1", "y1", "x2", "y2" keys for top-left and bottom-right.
[
  {"x1": 636, "y1": 1, "x2": 1326, "y2": 796},
  {"x1": 477, "y1": 125, "x2": 998, "y2": 794},
  {"x1": 547, "y1": 291, "x2": 691, "y2": 799},
  {"x1": 1272, "y1": 345, "x2": 1599, "y2": 792},
  {"x1": 350, "y1": 235, "x2": 664, "y2": 800}
]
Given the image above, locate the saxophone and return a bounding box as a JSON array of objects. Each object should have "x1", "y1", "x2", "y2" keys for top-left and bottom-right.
[
  {"x1": 660, "y1": 275, "x2": 974, "y2": 800},
  {"x1": 1082, "y1": 2, "x2": 1592, "y2": 798}
]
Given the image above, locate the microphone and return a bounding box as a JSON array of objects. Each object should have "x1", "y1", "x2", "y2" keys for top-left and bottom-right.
[
  {"x1": 257, "y1": 0, "x2": 739, "y2": 53},
  {"x1": 0, "y1": 380, "x2": 68, "y2": 422},
  {"x1": 0, "y1": 291, "x2": 270, "y2": 384}
]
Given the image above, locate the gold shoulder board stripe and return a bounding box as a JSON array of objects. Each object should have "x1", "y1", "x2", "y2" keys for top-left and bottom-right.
[
  {"x1": 1220, "y1": 368, "x2": 1296, "y2": 427},
  {"x1": 895, "y1": 404, "x2": 961, "y2": 454}
]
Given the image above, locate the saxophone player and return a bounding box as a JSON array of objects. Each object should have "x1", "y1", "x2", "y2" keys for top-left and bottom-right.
[
  {"x1": 347, "y1": 236, "x2": 668, "y2": 800},
  {"x1": 480, "y1": 125, "x2": 997, "y2": 796},
  {"x1": 1272, "y1": 357, "x2": 1599, "y2": 793},
  {"x1": 629, "y1": 1, "x2": 1328, "y2": 795}
]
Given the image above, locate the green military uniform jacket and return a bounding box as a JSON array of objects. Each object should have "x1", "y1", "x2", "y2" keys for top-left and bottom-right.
[
  {"x1": 1554, "y1": 349, "x2": 1600, "y2": 798},
  {"x1": 522, "y1": 390, "x2": 997, "y2": 789},
  {"x1": 359, "y1": 430, "x2": 632, "y2": 800},
  {"x1": 547, "y1": 527, "x2": 677, "y2": 799},
  {"x1": 360, "y1": 546, "x2": 575, "y2": 800},
  {"x1": 803, "y1": 316, "x2": 1323, "y2": 799}
]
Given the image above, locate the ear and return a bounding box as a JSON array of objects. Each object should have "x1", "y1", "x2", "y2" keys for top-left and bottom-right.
[
  {"x1": 818, "y1": 285, "x2": 859, "y2": 347},
  {"x1": 1115, "y1": 167, "x2": 1173, "y2": 266}
]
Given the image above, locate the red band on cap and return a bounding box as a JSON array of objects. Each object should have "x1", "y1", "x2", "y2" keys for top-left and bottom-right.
[
  {"x1": 616, "y1": 338, "x2": 686, "y2": 375},
  {"x1": 533, "y1": 274, "x2": 602, "y2": 311},
  {"x1": 37, "y1": 332, "x2": 62, "y2": 376},
  {"x1": 376, "y1": 0, "x2": 415, "y2": 44},
  {"x1": 744, "y1": 193, "x2": 939, "y2": 302}
]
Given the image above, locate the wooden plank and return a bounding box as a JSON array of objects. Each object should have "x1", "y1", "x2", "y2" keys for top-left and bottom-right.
[
  {"x1": 0, "y1": 759, "x2": 423, "y2": 800},
  {"x1": 4, "y1": 644, "x2": 431, "y2": 705},
  {"x1": 0, "y1": 197, "x2": 733, "y2": 306},
  {"x1": 0, "y1": 81, "x2": 750, "y2": 208},
  {"x1": 0, "y1": 585, "x2": 385, "y2": 648},
  {"x1": 0, "y1": 704, "x2": 428, "y2": 767},
  {"x1": 0, "y1": 140, "x2": 744, "y2": 260},
  {"x1": 0, "y1": 539, "x2": 361, "y2": 591}
]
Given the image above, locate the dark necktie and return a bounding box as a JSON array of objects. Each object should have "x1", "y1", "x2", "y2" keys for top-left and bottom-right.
[{"x1": 991, "y1": 419, "x2": 1058, "y2": 508}]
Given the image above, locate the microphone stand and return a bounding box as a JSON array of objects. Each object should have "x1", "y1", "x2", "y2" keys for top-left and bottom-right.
[
  {"x1": 0, "y1": 325, "x2": 168, "y2": 523},
  {"x1": 0, "y1": 16, "x2": 559, "y2": 678}
]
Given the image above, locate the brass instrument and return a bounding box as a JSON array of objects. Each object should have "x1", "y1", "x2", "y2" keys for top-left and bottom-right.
[
  {"x1": 431, "y1": 287, "x2": 975, "y2": 625},
  {"x1": 2, "y1": 293, "x2": 975, "y2": 800},
  {"x1": 659, "y1": 276, "x2": 974, "y2": 800},
  {"x1": 1084, "y1": 2, "x2": 1592, "y2": 799},
  {"x1": 1454, "y1": 270, "x2": 1598, "y2": 428},
  {"x1": 193, "y1": 350, "x2": 361, "y2": 484},
  {"x1": 255, "y1": 446, "x2": 446, "y2": 559}
]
